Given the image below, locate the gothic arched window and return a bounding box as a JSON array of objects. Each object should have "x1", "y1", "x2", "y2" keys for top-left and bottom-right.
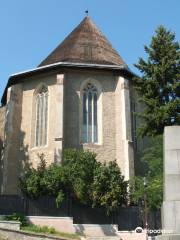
[
  {"x1": 82, "y1": 83, "x2": 98, "y2": 143},
  {"x1": 35, "y1": 85, "x2": 48, "y2": 147}
]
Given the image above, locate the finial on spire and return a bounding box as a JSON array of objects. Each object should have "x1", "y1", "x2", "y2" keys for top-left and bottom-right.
[{"x1": 85, "y1": 10, "x2": 89, "y2": 16}]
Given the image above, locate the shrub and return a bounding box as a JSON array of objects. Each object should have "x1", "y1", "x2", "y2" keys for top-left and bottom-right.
[
  {"x1": 92, "y1": 161, "x2": 128, "y2": 214},
  {"x1": 4, "y1": 213, "x2": 27, "y2": 226},
  {"x1": 19, "y1": 149, "x2": 128, "y2": 214},
  {"x1": 63, "y1": 149, "x2": 99, "y2": 204},
  {"x1": 20, "y1": 154, "x2": 47, "y2": 198}
]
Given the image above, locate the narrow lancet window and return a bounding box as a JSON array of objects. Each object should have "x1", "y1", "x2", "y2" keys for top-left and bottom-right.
[
  {"x1": 82, "y1": 83, "x2": 98, "y2": 143},
  {"x1": 35, "y1": 86, "x2": 48, "y2": 147}
]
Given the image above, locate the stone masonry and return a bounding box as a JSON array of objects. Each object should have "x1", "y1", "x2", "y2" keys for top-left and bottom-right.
[
  {"x1": 0, "y1": 16, "x2": 135, "y2": 194},
  {"x1": 0, "y1": 106, "x2": 5, "y2": 192},
  {"x1": 1, "y1": 68, "x2": 134, "y2": 194}
]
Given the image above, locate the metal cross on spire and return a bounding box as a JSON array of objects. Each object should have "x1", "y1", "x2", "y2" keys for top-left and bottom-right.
[{"x1": 85, "y1": 10, "x2": 89, "y2": 16}]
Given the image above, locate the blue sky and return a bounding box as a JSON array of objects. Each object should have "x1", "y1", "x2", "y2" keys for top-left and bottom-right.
[{"x1": 0, "y1": 0, "x2": 179, "y2": 99}]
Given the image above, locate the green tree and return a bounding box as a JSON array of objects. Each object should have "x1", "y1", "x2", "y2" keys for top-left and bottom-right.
[
  {"x1": 63, "y1": 150, "x2": 128, "y2": 213},
  {"x1": 63, "y1": 149, "x2": 99, "y2": 204},
  {"x1": 92, "y1": 161, "x2": 128, "y2": 214},
  {"x1": 130, "y1": 135, "x2": 163, "y2": 211},
  {"x1": 134, "y1": 26, "x2": 180, "y2": 137}
]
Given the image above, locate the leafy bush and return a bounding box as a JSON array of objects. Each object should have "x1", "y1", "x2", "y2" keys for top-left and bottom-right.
[
  {"x1": 20, "y1": 155, "x2": 66, "y2": 207},
  {"x1": 63, "y1": 149, "x2": 99, "y2": 204},
  {"x1": 4, "y1": 213, "x2": 27, "y2": 226},
  {"x1": 20, "y1": 149, "x2": 128, "y2": 214},
  {"x1": 92, "y1": 161, "x2": 128, "y2": 214},
  {"x1": 20, "y1": 154, "x2": 47, "y2": 198}
]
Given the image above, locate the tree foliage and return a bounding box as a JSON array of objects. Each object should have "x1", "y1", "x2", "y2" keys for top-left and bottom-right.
[
  {"x1": 63, "y1": 149, "x2": 99, "y2": 204},
  {"x1": 20, "y1": 154, "x2": 47, "y2": 198},
  {"x1": 130, "y1": 135, "x2": 163, "y2": 211},
  {"x1": 92, "y1": 161, "x2": 127, "y2": 214},
  {"x1": 20, "y1": 149, "x2": 128, "y2": 214},
  {"x1": 20, "y1": 153, "x2": 66, "y2": 206},
  {"x1": 134, "y1": 26, "x2": 180, "y2": 137}
]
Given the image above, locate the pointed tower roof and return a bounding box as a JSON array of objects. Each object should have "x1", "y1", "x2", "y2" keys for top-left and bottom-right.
[{"x1": 39, "y1": 17, "x2": 126, "y2": 67}]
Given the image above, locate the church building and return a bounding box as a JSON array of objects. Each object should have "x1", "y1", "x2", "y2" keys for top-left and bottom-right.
[{"x1": 0, "y1": 16, "x2": 136, "y2": 194}]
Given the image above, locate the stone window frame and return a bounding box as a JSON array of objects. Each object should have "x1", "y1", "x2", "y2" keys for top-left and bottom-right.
[
  {"x1": 31, "y1": 83, "x2": 49, "y2": 149},
  {"x1": 79, "y1": 78, "x2": 102, "y2": 145}
]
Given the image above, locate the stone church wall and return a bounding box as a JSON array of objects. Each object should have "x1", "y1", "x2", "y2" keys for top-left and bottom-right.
[
  {"x1": 0, "y1": 106, "x2": 5, "y2": 192},
  {"x1": 0, "y1": 106, "x2": 5, "y2": 146},
  {"x1": 64, "y1": 70, "x2": 117, "y2": 164},
  {"x1": 1, "y1": 72, "x2": 61, "y2": 194},
  {"x1": 2, "y1": 68, "x2": 134, "y2": 194},
  {"x1": 19, "y1": 72, "x2": 59, "y2": 169},
  {"x1": 64, "y1": 70, "x2": 134, "y2": 179},
  {"x1": 2, "y1": 84, "x2": 23, "y2": 194}
]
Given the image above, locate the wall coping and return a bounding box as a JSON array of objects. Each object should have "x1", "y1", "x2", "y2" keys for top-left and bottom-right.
[
  {"x1": 0, "y1": 220, "x2": 20, "y2": 224},
  {"x1": 73, "y1": 224, "x2": 118, "y2": 227},
  {"x1": 27, "y1": 216, "x2": 73, "y2": 220}
]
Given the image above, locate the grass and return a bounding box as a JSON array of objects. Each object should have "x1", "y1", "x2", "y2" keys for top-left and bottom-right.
[{"x1": 22, "y1": 225, "x2": 82, "y2": 239}]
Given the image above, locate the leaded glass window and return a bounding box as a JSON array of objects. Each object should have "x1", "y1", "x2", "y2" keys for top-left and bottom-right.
[
  {"x1": 35, "y1": 86, "x2": 48, "y2": 147},
  {"x1": 82, "y1": 83, "x2": 98, "y2": 143}
]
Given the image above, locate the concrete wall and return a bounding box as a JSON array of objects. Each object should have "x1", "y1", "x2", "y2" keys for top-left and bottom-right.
[
  {"x1": 28, "y1": 216, "x2": 119, "y2": 236},
  {"x1": 156, "y1": 126, "x2": 180, "y2": 240},
  {"x1": 117, "y1": 231, "x2": 146, "y2": 240},
  {"x1": 161, "y1": 126, "x2": 180, "y2": 234},
  {"x1": 0, "y1": 220, "x2": 20, "y2": 230},
  {"x1": 28, "y1": 216, "x2": 75, "y2": 234},
  {"x1": 75, "y1": 224, "x2": 119, "y2": 237}
]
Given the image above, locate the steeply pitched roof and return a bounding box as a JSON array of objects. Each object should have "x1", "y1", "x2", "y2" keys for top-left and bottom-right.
[{"x1": 39, "y1": 16, "x2": 126, "y2": 67}]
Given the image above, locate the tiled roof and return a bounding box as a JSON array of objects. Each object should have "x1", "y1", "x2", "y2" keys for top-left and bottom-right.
[{"x1": 39, "y1": 16, "x2": 126, "y2": 67}]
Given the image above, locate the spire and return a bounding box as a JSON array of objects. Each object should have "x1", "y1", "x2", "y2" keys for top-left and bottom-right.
[{"x1": 39, "y1": 16, "x2": 126, "y2": 67}]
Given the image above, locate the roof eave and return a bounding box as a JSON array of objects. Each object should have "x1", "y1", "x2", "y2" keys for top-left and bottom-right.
[
  {"x1": 1, "y1": 61, "x2": 136, "y2": 105},
  {"x1": 10, "y1": 61, "x2": 130, "y2": 77}
]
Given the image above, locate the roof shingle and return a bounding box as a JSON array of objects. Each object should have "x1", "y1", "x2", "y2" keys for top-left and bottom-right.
[{"x1": 39, "y1": 16, "x2": 126, "y2": 67}]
